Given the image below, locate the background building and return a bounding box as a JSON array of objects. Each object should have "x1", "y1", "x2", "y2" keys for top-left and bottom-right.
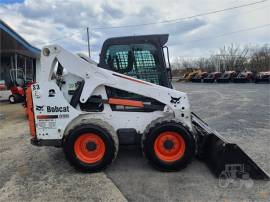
[{"x1": 0, "y1": 20, "x2": 40, "y2": 89}]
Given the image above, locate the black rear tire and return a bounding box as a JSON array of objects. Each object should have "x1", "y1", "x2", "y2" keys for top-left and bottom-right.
[
  {"x1": 9, "y1": 94, "x2": 24, "y2": 104},
  {"x1": 142, "y1": 119, "x2": 196, "y2": 171},
  {"x1": 63, "y1": 123, "x2": 118, "y2": 172},
  {"x1": 9, "y1": 94, "x2": 18, "y2": 104}
]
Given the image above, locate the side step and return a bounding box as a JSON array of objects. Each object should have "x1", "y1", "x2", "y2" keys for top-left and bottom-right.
[{"x1": 191, "y1": 112, "x2": 269, "y2": 180}]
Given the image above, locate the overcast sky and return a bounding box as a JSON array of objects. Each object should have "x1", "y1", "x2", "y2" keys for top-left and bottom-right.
[{"x1": 0, "y1": 0, "x2": 269, "y2": 61}]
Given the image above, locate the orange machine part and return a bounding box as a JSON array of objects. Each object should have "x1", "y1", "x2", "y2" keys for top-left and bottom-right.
[
  {"x1": 154, "y1": 131, "x2": 186, "y2": 162},
  {"x1": 108, "y1": 98, "x2": 144, "y2": 107},
  {"x1": 74, "y1": 133, "x2": 106, "y2": 164},
  {"x1": 26, "y1": 87, "x2": 36, "y2": 137}
]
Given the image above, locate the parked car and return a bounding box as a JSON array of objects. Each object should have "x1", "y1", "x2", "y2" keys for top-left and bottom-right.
[
  {"x1": 217, "y1": 71, "x2": 237, "y2": 83},
  {"x1": 233, "y1": 71, "x2": 253, "y2": 83},
  {"x1": 191, "y1": 72, "x2": 208, "y2": 83},
  {"x1": 254, "y1": 71, "x2": 270, "y2": 83},
  {"x1": 203, "y1": 72, "x2": 222, "y2": 83}
]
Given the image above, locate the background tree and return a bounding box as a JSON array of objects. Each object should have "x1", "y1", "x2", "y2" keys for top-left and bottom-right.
[{"x1": 171, "y1": 43, "x2": 270, "y2": 77}]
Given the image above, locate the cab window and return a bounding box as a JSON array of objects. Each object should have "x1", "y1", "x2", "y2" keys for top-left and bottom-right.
[{"x1": 105, "y1": 44, "x2": 161, "y2": 85}]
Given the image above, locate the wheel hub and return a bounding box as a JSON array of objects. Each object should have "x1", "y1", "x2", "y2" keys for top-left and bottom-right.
[
  {"x1": 74, "y1": 133, "x2": 106, "y2": 164},
  {"x1": 154, "y1": 131, "x2": 186, "y2": 162},
  {"x1": 86, "y1": 141, "x2": 97, "y2": 151},
  {"x1": 163, "y1": 140, "x2": 174, "y2": 150}
]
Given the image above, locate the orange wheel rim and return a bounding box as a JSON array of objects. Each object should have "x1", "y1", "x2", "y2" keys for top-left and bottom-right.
[
  {"x1": 154, "y1": 131, "x2": 186, "y2": 162},
  {"x1": 74, "y1": 133, "x2": 105, "y2": 164}
]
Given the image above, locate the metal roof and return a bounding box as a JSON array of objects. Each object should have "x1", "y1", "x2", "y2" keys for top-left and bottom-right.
[{"x1": 0, "y1": 19, "x2": 40, "y2": 56}]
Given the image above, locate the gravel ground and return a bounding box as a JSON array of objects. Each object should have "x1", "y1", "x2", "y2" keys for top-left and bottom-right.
[
  {"x1": 0, "y1": 83, "x2": 269, "y2": 202},
  {"x1": 0, "y1": 102, "x2": 127, "y2": 202},
  {"x1": 105, "y1": 83, "x2": 270, "y2": 201}
]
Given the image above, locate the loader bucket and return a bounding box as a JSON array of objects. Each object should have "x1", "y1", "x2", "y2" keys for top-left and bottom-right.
[{"x1": 191, "y1": 113, "x2": 269, "y2": 180}]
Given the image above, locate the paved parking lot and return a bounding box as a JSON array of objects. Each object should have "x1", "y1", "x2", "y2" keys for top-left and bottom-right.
[
  {"x1": 0, "y1": 83, "x2": 269, "y2": 201},
  {"x1": 0, "y1": 102, "x2": 126, "y2": 202}
]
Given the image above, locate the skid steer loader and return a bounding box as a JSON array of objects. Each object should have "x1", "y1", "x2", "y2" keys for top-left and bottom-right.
[{"x1": 26, "y1": 34, "x2": 269, "y2": 179}]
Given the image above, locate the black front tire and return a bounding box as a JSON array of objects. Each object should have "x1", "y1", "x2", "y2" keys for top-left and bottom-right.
[
  {"x1": 142, "y1": 119, "x2": 196, "y2": 171},
  {"x1": 63, "y1": 122, "x2": 118, "y2": 172}
]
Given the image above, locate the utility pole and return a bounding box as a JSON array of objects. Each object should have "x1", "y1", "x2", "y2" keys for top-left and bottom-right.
[{"x1": 86, "y1": 27, "x2": 91, "y2": 58}]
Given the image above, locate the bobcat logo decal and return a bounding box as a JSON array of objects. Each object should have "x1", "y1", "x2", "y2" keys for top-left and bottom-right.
[
  {"x1": 36, "y1": 105, "x2": 44, "y2": 111},
  {"x1": 170, "y1": 96, "x2": 181, "y2": 104}
]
